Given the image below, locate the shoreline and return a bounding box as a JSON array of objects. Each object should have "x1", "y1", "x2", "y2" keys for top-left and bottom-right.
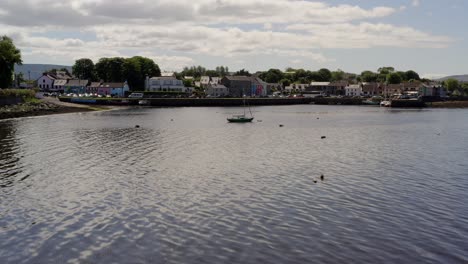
[
  {"x1": 0, "y1": 98, "x2": 113, "y2": 120},
  {"x1": 2, "y1": 98, "x2": 468, "y2": 121}
]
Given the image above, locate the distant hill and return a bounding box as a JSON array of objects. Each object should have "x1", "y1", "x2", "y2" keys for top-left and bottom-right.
[
  {"x1": 437, "y1": 75, "x2": 468, "y2": 83},
  {"x1": 14, "y1": 64, "x2": 73, "y2": 81}
]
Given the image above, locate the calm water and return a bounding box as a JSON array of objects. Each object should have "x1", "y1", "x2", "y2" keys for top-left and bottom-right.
[{"x1": 1, "y1": 105, "x2": 468, "y2": 264}]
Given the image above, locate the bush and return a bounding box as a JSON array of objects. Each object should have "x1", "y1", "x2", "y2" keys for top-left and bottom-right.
[{"x1": 0, "y1": 89, "x2": 36, "y2": 98}]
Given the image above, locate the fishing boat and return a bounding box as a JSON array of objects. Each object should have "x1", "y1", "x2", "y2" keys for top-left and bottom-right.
[{"x1": 227, "y1": 95, "x2": 254, "y2": 123}]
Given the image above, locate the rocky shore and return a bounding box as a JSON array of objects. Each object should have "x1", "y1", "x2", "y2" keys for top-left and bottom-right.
[{"x1": 0, "y1": 99, "x2": 107, "y2": 120}]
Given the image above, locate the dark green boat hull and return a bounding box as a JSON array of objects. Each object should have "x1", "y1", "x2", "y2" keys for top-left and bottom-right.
[{"x1": 227, "y1": 117, "x2": 254, "y2": 123}]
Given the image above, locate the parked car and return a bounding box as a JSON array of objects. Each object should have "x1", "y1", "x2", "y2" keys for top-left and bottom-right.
[{"x1": 128, "y1": 93, "x2": 144, "y2": 99}]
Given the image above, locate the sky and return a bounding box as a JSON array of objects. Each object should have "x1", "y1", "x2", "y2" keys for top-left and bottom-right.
[{"x1": 1, "y1": 0, "x2": 466, "y2": 78}]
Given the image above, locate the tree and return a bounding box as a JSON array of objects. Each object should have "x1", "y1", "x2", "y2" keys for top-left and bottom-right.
[
  {"x1": 378, "y1": 67, "x2": 395, "y2": 75},
  {"x1": 318, "y1": 68, "x2": 332, "y2": 82},
  {"x1": 95, "y1": 57, "x2": 126, "y2": 82},
  {"x1": 293, "y1": 69, "x2": 307, "y2": 82},
  {"x1": 234, "y1": 69, "x2": 251, "y2": 76},
  {"x1": 261, "y1": 69, "x2": 283, "y2": 83},
  {"x1": 183, "y1": 79, "x2": 193, "y2": 87},
  {"x1": 0, "y1": 36, "x2": 22, "y2": 88},
  {"x1": 405, "y1": 70, "x2": 420, "y2": 81},
  {"x1": 279, "y1": 78, "x2": 291, "y2": 88},
  {"x1": 360, "y1": 71, "x2": 377, "y2": 82},
  {"x1": 386, "y1": 72, "x2": 402, "y2": 84},
  {"x1": 123, "y1": 57, "x2": 142, "y2": 90},
  {"x1": 331, "y1": 70, "x2": 345, "y2": 81},
  {"x1": 72, "y1": 58, "x2": 95, "y2": 80},
  {"x1": 445, "y1": 78, "x2": 459, "y2": 92}
]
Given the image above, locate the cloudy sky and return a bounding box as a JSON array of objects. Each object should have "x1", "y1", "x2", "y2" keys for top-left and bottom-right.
[{"x1": 1, "y1": 0, "x2": 466, "y2": 77}]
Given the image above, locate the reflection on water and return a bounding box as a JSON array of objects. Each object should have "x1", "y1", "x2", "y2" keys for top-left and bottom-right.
[{"x1": 1, "y1": 105, "x2": 468, "y2": 264}]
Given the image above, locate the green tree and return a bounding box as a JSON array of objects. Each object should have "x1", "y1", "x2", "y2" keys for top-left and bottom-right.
[
  {"x1": 293, "y1": 69, "x2": 307, "y2": 82},
  {"x1": 0, "y1": 36, "x2": 22, "y2": 88},
  {"x1": 234, "y1": 69, "x2": 251, "y2": 76},
  {"x1": 123, "y1": 57, "x2": 142, "y2": 90},
  {"x1": 279, "y1": 78, "x2": 291, "y2": 88},
  {"x1": 445, "y1": 78, "x2": 459, "y2": 92},
  {"x1": 331, "y1": 69, "x2": 345, "y2": 81},
  {"x1": 378, "y1": 67, "x2": 395, "y2": 75},
  {"x1": 318, "y1": 68, "x2": 332, "y2": 81},
  {"x1": 95, "y1": 57, "x2": 126, "y2": 82},
  {"x1": 261, "y1": 68, "x2": 284, "y2": 83},
  {"x1": 205, "y1": 70, "x2": 219, "y2": 77},
  {"x1": 360, "y1": 71, "x2": 377, "y2": 82},
  {"x1": 405, "y1": 70, "x2": 420, "y2": 81},
  {"x1": 386, "y1": 72, "x2": 402, "y2": 84},
  {"x1": 72, "y1": 58, "x2": 95, "y2": 80},
  {"x1": 183, "y1": 79, "x2": 193, "y2": 87}
]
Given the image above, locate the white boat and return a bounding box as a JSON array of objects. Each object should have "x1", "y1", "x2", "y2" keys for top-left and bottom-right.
[{"x1": 380, "y1": 100, "x2": 391, "y2": 107}]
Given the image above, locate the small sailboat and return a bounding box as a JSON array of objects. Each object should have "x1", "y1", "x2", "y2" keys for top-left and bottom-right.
[{"x1": 227, "y1": 95, "x2": 254, "y2": 123}]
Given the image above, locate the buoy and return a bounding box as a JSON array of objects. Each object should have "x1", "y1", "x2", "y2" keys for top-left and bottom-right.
[
  {"x1": 317, "y1": 117, "x2": 320, "y2": 119},
  {"x1": 135, "y1": 125, "x2": 140, "y2": 128},
  {"x1": 279, "y1": 124, "x2": 284, "y2": 127},
  {"x1": 171, "y1": 119, "x2": 174, "y2": 121},
  {"x1": 321, "y1": 136, "x2": 326, "y2": 139},
  {"x1": 313, "y1": 180, "x2": 317, "y2": 183},
  {"x1": 320, "y1": 174, "x2": 324, "y2": 180}
]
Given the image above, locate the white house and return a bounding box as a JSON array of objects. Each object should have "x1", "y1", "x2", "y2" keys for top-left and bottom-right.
[
  {"x1": 36, "y1": 74, "x2": 55, "y2": 91},
  {"x1": 285, "y1": 83, "x2": 308, "y2": 93},
  {"x1": 210, "y1": 77, "x2": 221, "y2": 84},
  {"x1": 200, "y1": 76, "x2": 211, "y2": 88},
  {"x1": 206, "y1": 84, "x2": 229, "y2": 97},
  {"x1": 345, "y1": 84, "x2": 362, "y2": 96},
  {"x1": 146, "y1": 76, "x2": 185, "y2": 92}
]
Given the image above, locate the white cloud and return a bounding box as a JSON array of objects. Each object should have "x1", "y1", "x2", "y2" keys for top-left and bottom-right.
[
  {"x1": 412, "y1": 0, "x2": 420, "y2": 7},
  {"x1": 285, "y1": 23, "x2": 452, "y2": 48},
  {"x1": 0, "y1": 0, "x2": 454, "y2": 72}
]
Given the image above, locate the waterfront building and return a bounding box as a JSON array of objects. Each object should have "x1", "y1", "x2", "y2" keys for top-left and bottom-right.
[
  {"x1": 384, "y1": 84, "x2": 404, "y2": 97},
  {"x1": 206, "y1": 84, "x2": 229, "y2": 97},
  {"x1": 200, "y1": 76, "x2": 211, "y2": 88},
  {"x1": 64, "y1": 79, "x2": 89, "y2": 94},
  {"x1": 345, "y1": 84, "x2": 362, "y2": 96},
  {"x1": 309, "y1": 81, "x2": 347, "y2": 95},
  {"x1": 97, "y1": 82, "x2": 129, "y2": 97},
  {"x1": 210, "y1": 77, "x2": 221, "y2": 85},
  {"x1": 52, "y1": 79, "x2": 67, "y2": 92},
  {"x1": 361, "y1": 82, "x2": 383, "y2": 96},
  {"x1": 36, "y1": 74, "x2": 56, "y2": 91},
  {"x1": 146, "y1": 76, "x2": 185, "y2": 92},
  {"x1": 285, "y1": 83, "x2": 308, "y2": 93},
  {"x1": 221, "y1": 76, "x2": 252, "y2": 97},
  {"x1": 419, "y1": 83, "x2": 446, "y2": 97},
  {"x1": 87, "y1": 82, "x2": 102, "y2": 94}
]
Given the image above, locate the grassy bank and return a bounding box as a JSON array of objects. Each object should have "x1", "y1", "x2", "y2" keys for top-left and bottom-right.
[{"x1": 429, "y1": 101, "x2": 468, "y2": 108}]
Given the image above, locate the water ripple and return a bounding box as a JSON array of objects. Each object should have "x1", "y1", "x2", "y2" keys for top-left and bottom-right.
[{"x1": 1, "y1": 106, "x2": 468, "y2": 263}]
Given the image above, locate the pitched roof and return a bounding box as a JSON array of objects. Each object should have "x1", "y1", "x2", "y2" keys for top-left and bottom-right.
[
  {"x1": 224, "y1": 76, "x2": 252, "y2": 81},
  {"x1": 310, "y1": 82, "x2": 330, "y2": 86},
  {"x1": 54, "y1": 79, "x2": 67, "y2": 86},
  {"x1": 100, "y1": 82, "x2": 125, "y2": 88},
  {"x1": 66, "y1": 79, "x2": 88, "y2": 86},
  {"x1": 89, "y1": 82, "x2": 102, "y2": 88},
  {"x1": 150, "y1": 76, "x2": 178, "y2": 80}
]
